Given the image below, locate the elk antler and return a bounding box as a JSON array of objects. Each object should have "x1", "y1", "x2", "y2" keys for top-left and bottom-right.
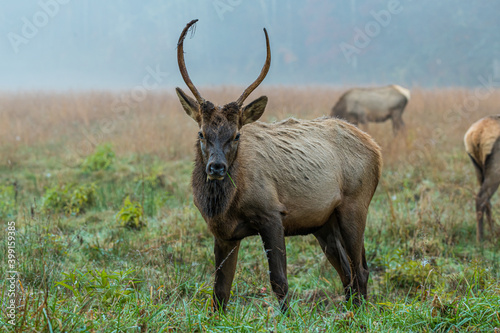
[
  {"x1": 177, "y1": 19, "x2": 205, "y2": 105},
  {"x1": 236, "y1": 28, "x2": 271, "y2": 107}
]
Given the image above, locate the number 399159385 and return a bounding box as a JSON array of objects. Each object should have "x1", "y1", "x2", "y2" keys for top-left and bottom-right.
[{"x1": 7, "y1": 221, "x2": 16, "y2": 270}]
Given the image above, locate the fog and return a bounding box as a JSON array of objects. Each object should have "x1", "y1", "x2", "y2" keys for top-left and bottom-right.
[{"x1": 0, "y1": 0, "x2": 499, "y2": 90}]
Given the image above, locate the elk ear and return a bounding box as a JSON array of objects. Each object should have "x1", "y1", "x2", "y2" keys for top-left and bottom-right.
[
  {"x1": 241, "y1": 96, "x2": 268, "y2": 126},
  {"x1": 176, "y1": 87, "x2": 201, "y2": 123}
]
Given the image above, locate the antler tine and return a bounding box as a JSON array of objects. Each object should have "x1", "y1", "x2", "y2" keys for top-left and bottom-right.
[
  {"x1": 177, "y1": 19, "x2": 205, "y2": 105},
  {"x1": 236, "y1": 28, "x2": 271, "y2": 107}
]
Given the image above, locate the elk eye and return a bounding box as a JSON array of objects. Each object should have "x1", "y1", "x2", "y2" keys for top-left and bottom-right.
[
  {"x1": 234, "y1": 133, "x2": 240, "y2": 141},
  {"x1": 198, "y1": 132, "x2": 204, "y2": 140}
]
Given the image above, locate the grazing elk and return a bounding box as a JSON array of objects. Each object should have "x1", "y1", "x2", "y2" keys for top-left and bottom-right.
[
  {"x1": 331, "y1": 85, "x2": 411, "y2": 135},
  {"x1": 464, "y1": 115, "x2": 500, "y2": 242},
  {"x1": 176, "y1": 20, "x2": 382, "y2": 312}
]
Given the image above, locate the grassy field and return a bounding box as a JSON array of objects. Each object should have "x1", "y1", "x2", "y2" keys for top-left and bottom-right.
[{"x1": 1, "y1": 87, "x2": 500, "y2": 332}]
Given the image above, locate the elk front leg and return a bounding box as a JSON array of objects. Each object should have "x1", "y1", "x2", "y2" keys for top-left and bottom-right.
[
  {"x1": 259, "y1": 223, "x2": 289, "y2": 313},
  {"x1": 213, "y1": 238, "x2": 240, "y2": 312}
]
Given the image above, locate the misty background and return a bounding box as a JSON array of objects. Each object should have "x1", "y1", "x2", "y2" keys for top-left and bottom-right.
[{"x1": 0, "y1": 0, "x2": 499, "y2": 91}]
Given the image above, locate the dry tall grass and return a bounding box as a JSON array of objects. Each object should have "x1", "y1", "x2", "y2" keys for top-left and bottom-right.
[{"x1": 1, "y1": 87, "x2": 500, "y2": 168}]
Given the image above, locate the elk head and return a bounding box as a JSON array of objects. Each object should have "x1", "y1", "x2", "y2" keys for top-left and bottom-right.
[{"x1": 176, "y1": 20, "x2": 271, "y2": 180}]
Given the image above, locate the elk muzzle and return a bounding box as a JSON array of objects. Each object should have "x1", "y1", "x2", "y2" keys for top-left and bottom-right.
[{"x1": 206, "y1": 153, "x2": 227, "y2": 180}]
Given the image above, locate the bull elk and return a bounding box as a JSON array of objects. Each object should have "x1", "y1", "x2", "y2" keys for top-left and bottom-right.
[
  {"x1": 331, "y1": 85, "x2": 411, "y2": 135},
  {"x1": 464, "y1": 115, "x2": 500, "y2": 242},
  {"x1": 175, "y1": 19, "x2": 382, "y2": 312}
]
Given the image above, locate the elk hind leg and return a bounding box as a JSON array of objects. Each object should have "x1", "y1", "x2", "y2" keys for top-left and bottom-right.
[
  {"x1": 477, "y1": 152, "x2": 500, "y2": 241},
  {"x1": 485, "y1": 202, "x2": 495, "y2": 236},
  {"x1": 335, "y1": 202, "x2": 370, "y2": 304},
  {"x1": 314, "y1": 207, "x2": 368, "y2": 305},
  {"x1": 391, "y1": 107, "x2": 406, "y2": 135},
  {"x1": 314, "y1": 215, "x2": 353, "y2": 293}
]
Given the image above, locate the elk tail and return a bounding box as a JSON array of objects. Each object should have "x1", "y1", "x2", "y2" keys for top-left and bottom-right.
[
  {"x1": 468, "y1": 153, "x2": 484, "y2": 184},
  {"x1": 334, "y1": 233, "x2": 352, "y2": 284},
  {"x1": 393, "y1": 84, "x2": 411, "y2": 101}
]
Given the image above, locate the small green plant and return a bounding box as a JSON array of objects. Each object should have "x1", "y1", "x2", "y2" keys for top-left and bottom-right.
[
  {"x1": 0, "y1": 184, "x2": 16, "y2": 219},
  {"x1": 56, "y1": 268, "x2": 140, "y2": 305},
  {"x1": 380, "y1": 250, "x2": 435, "y2": 289},
  {"x1": 116, "y1": 195, "x2": 146, "y2": 230},
  {"x1": 386, "y1": 259, "x2": 435, "y2": 288},
  {"x1": 133, "y1": 169, "x2": 172, "y2": 216},
  {"x1": 81, "y1": 143, "x2": 115, "y2": 172},
  {"x1": 42, "y1": 183, "x2": 96, "y2": 215},
  {"x1": 134, "y1": 168, "x2": 165, "y2": 189}
]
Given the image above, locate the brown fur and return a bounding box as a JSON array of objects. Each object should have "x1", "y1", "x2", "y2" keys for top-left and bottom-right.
[
  {"x1": 175, "y1": 20, "x2": 382, "y2": 313},
  {"x1": 464, "y1": 115, "x2": 500, "y2": 242},
  {"x1": 331, "y1": 85, "x2": 410, "y2": 135}
]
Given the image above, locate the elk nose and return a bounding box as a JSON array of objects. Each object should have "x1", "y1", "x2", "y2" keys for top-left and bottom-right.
[{"x1": 208, "y1": 162, "x2": 226, "y2": 177}]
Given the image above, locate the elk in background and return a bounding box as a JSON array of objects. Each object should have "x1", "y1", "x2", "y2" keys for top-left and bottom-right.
[
  {"x1": 175, "y1": 20, "x2": 382, "y2": 313},
  {"x1": 464, "y1": 115, "x2": 500, "y2": 242},
  {"x1": 331, "y1": 85, "x2": 410, "y2": 135}
]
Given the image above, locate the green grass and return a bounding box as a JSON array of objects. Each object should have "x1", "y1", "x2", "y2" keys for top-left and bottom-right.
[{"x1": 1, "y1": 144, "x2": 499, "y2": 332}]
